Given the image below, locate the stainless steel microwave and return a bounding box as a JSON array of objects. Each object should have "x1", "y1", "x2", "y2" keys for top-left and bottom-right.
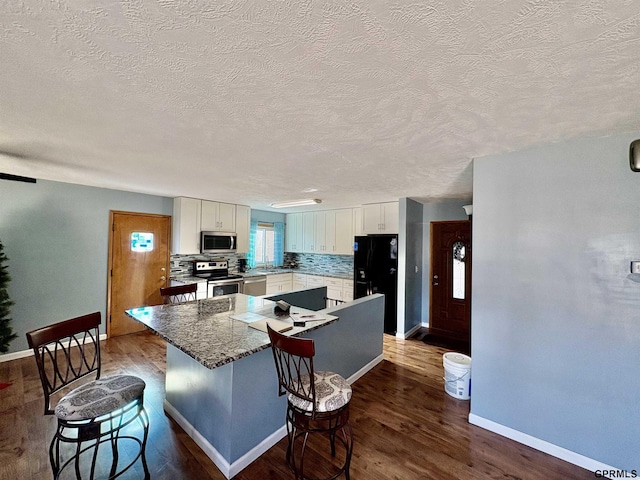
[{"x1": 201, "y1": 231, "x2": 237, "y2": 253}]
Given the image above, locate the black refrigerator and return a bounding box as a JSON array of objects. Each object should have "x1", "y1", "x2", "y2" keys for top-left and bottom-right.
[{"x1": 353, "y1": 235, "x2": 398, "y2": 334}]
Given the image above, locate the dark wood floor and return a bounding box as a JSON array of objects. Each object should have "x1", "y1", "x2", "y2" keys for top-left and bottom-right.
[{"x1": 0, "y1": 331, "x2": 594, "y2": 480}]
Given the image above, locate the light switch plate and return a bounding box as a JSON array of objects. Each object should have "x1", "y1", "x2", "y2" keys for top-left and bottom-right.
[{"x1": 631, "y1": 261, "x2": 640, "y2": 274}]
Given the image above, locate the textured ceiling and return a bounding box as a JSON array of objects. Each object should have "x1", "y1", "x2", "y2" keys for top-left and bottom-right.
[{"x1": 1, "y1": 1, "x2": 640, "y2": 211}]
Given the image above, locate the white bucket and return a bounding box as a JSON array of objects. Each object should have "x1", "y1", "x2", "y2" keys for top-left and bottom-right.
[{"x1": 443, "y1": 352, "x2": 472, "y2": 400}]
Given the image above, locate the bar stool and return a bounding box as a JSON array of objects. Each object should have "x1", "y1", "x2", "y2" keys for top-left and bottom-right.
[
  {"x1": 267, "y1": 324, "x2": 354, "y2": 480},
  {"x1": 26, "y1": 312, "x2": 150, "y2": 479},
  {"x1": 160, "y1": 283, "x2": 197, "y2": 304}
]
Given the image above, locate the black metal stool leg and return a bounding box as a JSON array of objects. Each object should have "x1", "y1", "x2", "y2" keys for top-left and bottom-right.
[
  {"x1": 140, "y1": 407, "x2": 151, "y2": 480},
  {"x1": 108, "y1": 418, "x2": 119, "y2": 478}
]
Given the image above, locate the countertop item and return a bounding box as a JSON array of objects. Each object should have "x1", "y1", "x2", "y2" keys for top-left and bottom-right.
[{"x1": 125, "y1": 293, "x2": 337, "y2": 370}]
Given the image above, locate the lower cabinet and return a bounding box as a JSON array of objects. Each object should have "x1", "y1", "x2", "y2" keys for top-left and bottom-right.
[
  {"x1": 306, "y1": 275, "x2": 324, "y2": 289},
  {"x1": 324, "y1": 277, "x2": 343, "y2": 303},
  {"x1": 273, "y1": 273, "x2": 352, "y2": 307},
  {"x1": 292, "y1": 273, "x2": 307, "y2": 290},
  {"x1": 342, "y1": 280, "x2": 354, "y2": 302},
  {"x1": 266, "y1": 273, "x2": 293, "y2": 295}
]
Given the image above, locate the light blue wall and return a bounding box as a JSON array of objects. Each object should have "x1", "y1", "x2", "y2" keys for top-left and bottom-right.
[
  {"x1": 251, "y1": 209, "x2": 285, "y2": 224},
  {"x1": 398, "y1": 198, "x2": 424, "y2": 335},
  {"x1": 420, "y1": 199, "x2": 470, "y2": 324},
  {"x1": 471, "y1": 132, "x2": 640, "y2": 469},
  {"x1": 0, "y1": 179, "x2": 172, "y2": 352}
]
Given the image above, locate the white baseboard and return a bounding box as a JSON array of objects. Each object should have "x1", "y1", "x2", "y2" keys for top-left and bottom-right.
[
  {"x1": 0, "y1": 334, "x2": 108, "y2": 363},
  {"x1": 347, "y1": 354, "x2": 383, "y2": 384},
  {"x1": 468, "y1": 413, "x2": 618, "y2": 475},
  {"x1": 163, "y1": 400, "x2": 287, "y2": 479},
  {"x1": 398, "y1": 324, "x2": 422, "y2": 339}
]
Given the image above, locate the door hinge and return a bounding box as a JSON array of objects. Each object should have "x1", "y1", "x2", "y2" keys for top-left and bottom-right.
[
  {"x1": 112, "y1": 223, "x2": 115, "y2": 231},
  {"x1": 110, "y1": 269, "x2": 113, "y2": 277},
  {"x1": 109, "y1": 314, "x2": 112, "y2": 323}
]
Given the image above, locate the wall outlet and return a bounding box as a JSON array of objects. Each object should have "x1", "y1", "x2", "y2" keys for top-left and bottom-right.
[{"x1": 631, "y1": 261, "x2": 640, "y2": 274}]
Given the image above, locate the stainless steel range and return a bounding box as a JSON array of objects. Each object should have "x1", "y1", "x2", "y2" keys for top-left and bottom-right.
[{"x1": 193, "y1": 259, "x2": 244, "y2": 298}]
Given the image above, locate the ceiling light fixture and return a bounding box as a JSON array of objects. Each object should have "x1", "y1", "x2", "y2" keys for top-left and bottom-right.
[{"x1": 270, "y1": 199, "x2": 322, "y2": 208}]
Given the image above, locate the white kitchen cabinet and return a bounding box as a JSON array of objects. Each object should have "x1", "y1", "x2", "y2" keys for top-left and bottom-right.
[
  {"x1": 361, "y1": 202, "x2": 399, "y2": 234},
  {"x1": 201, "y1": 201, "x2": 236, "y2": 232},
  {"x1": 172, "y1": 197, "x2": 201, "y2": 254},
  {"x1": 334, "y1": 208, "x2": 354, "y2": 254},
  {"x1": 302, "y1": 212, "x2": 315, "y2": 252},
  {"x1": 285, "y1": 213, "x2": 304, "y2": 253},
  {"x1": 266, "y1": 273, "x2": 293, "y2": 295},
  {"x1": 314, "y1": 211, "x2": 328, "y2": 252},
  {"x1": 235, "y1": 205, "x2": 251, "y2": 253},
  {"x1": 342, "y1": 279, "x2": 354, "y2": 302},
  {"x1": 323, "y1": 277, "x2": 344, "y2": 303},
  {"x1": 353, "y1": 207, "x2": 362, "y2": 237},
  {"x1": 292, "y1": 273, "x2": 307, "y2": 290},
  {"x1": 306, "y1": 275, "x2": 324, "y2": 289},
  {"x1": 311, "y1": 209, "x2": 354, "y2": 255}
]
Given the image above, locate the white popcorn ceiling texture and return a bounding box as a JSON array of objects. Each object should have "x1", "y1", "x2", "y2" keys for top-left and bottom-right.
[{"x1": 1, "y1": 0, "x2": 640, "y2": 209}]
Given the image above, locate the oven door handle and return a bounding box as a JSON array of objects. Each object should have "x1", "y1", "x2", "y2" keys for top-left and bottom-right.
[{"x1": 208, "y1": 278, "x2": 243, "y2": 287}]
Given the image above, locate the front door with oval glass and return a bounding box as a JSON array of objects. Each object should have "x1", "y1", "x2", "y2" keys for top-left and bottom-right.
[{"x1": 429, "y1": 220, "x2": 471, "y2": 342}]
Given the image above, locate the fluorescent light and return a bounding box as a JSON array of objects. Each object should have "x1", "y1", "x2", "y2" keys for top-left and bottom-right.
[{"x1": 270, "y1": 199, "x2": 322, "y2": 208}]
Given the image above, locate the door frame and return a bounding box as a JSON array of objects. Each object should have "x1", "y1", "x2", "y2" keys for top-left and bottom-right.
[{"x1": 106, "y1": 210, "x2": 172, "y2": 338}]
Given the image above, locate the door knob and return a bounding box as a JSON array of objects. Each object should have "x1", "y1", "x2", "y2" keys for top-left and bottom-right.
[
  {"x1": 161, "y1": 267, "x2": 166, "y2": 272},
  {"x1": 160, "y1": 276, "x2": 166, "y2": 281}
]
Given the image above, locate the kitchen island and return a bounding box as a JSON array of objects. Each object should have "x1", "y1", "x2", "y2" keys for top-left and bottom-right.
[{"x1": 126, "y1": 292, "x2": 385, "y2": 479}]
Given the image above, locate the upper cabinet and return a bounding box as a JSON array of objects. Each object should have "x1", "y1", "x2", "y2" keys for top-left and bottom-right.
[
  {"x1": 172, "y1": 197, "x2": 201, "y2": 254},
  {"x1": 285, "y1": 213, "x2": 304, "y2": 253},
  {"x1": 361, "y1": 202, "x2": 399, "y2": 234},
  {"x1": 334, "y1": 209, "x2": 354, "y2": 254},
  {"x1": 201, "y1": 201, "x2": 236, "y2": 232},
  {"x1": 302, "y1": 212, "x2": 315, "y2": 252},
  {"x1": 318, "y1": 209, "x2": 353, "y2": 255},
  {"x1": 285, "y1": 208, "x2": 355, "y2": 255},
  {"x1": 353, "y1": 207, "x2": 362, "y2": 237},
  {"x1": 172, "y1": 197, "x2": 249, "y2": 255},
  {"x1": 235, "y1": 205, "x2": 251, "y2": 253}
]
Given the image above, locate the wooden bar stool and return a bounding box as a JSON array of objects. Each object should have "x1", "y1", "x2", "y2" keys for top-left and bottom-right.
[
  {"x1": 26, "y1": 312, "x2": 150, "y2": 479},
  {"x1": 160, "y1": 283, "x2": 197, "y2": 304},
  {"x1": 267, "y1": 324, "x2": 354, "y2": 480}
]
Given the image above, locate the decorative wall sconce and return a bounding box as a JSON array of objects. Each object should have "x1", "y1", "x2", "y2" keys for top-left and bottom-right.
[{"x1": 631, "y1": 140, "x2": 640, "y2": 172}]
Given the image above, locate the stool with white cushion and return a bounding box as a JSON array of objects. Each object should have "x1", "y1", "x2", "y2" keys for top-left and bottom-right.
[
  {"x1": 267, "y1": 324, "x2": 354, "y2": 480},
  {"x1": 26, "y1": 312, "x2": 150, "y2": 479}
]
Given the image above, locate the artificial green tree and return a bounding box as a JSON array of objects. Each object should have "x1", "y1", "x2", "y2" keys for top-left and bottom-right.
[{"x1": 0, "y1": 240, "x2": 17, "y2": 353}]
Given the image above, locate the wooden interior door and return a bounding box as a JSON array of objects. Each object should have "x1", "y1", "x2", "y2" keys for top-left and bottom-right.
[
  {"x1": 108, "y1": 211, "x2": 171, "y2": 337},
  {"x1": 429, "y1": 220, "x2": 471, "y2": 341}
]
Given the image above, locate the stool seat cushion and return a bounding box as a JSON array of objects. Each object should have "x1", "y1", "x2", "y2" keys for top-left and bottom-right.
[
  {"x1": 55, "y1": 375, "x2": 146, "y2": 421},
  {"x1": 288, "y1": 371, "x2": 351, "y2": 413}
]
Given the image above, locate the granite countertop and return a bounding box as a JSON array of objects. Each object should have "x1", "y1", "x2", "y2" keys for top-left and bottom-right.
[{"x1": 125, "y1": 293, "x2": 338, "y2": 370}]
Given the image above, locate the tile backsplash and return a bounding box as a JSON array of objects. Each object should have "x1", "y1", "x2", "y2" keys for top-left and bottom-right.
[
  {"x1": 171, "y1": 252, "x2": 353, "y2": 278},
  {"x1": 285, "y1": 252, "x2": 354, "y2": 277},
  {"x1": 170, "y1": 253, "x2": 247, "y2": 278}
]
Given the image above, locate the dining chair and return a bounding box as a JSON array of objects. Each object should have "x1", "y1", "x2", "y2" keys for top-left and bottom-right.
[
  {"x1": 26, "y1": 312, "x2": 150, "y2": 479},
  {"x1": 267, "y1": 324, "x2": 354, "y2": 480},
  {"x1": 160, "y1": 283, "x2": 198, "y2": 304}
]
